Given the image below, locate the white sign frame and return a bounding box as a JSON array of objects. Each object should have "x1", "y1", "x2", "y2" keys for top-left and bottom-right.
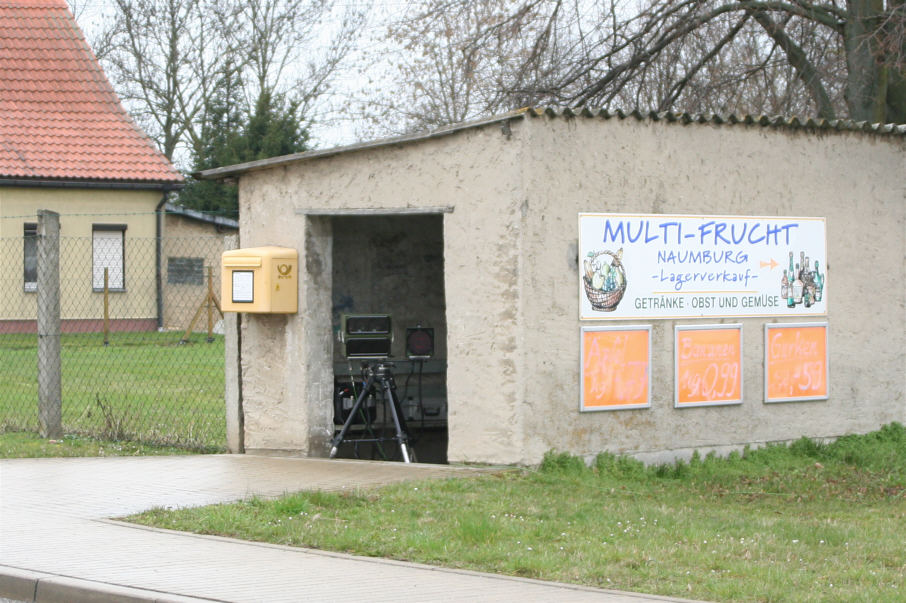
[
  {"x1": 764, "y1": 322, "x2": 829, "y2": 404},
  {"x1": 674, "y1": 324, "x2": 744, "y2": 408},
  {"x1": 579, "y1": 213, "x2": 827, "y2": 320},
  {"x1": 580, "y1": 325, "x2": 652, "y2": 412}
]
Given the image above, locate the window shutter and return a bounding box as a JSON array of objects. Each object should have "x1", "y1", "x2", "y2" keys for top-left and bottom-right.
[{"x1": 92, "y1": 229, "x2": 124, "y2": 289}]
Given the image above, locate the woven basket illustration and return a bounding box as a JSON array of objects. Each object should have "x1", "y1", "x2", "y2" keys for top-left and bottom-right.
[{"x1": 583, "y1": 250, "x2": 627, "y2": 312}]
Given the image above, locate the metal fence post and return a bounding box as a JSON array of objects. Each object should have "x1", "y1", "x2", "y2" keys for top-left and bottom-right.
[
  {"x1": 223, "y1": 234, "x2": 243, "y2": 452},
  {"x1": 37, "y1": 209, "x2": 62, "y2": 439}
]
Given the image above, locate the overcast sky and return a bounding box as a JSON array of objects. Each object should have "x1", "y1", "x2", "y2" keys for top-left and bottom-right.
[{"x1": 70, "y1": 0, "x2": 395, "y2": 154}]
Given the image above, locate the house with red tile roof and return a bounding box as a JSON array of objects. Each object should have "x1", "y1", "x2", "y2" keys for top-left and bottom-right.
[{"x1": 0, "y1": 0, "x2": 184, "y2": 331}]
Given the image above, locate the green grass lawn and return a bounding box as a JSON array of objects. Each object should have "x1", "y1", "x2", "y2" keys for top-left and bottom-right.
[
  {"x1": 0, "y1": 431, "x2": 196, "y2": 457},
  {"x1": 0, "y1": 331, "x2": 225, "y2": 450},
  {"x1": 128, "y1": 424, "x2": 906, "y2": 602}
]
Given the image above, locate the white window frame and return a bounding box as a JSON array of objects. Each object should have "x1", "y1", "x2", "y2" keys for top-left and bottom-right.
[
  {"x1": 92, "y1": 224, "x2": 126, "y2": 291},
  {"x1": 23, "y1": 222, "x2": 38, "y2": 292}
]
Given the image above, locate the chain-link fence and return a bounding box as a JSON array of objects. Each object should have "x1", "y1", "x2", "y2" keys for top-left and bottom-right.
[{"x1": 1, "y1": 210, "x2": 233, "y2": 451}]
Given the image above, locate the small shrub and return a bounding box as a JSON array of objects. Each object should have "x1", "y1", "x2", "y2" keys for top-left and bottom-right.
[
  {"x1": 877, "y1": 421, "x2": 905, "y2": 442},
  {"x1": 671, "y1": 458, "x2": 689, "y2": 478},
  {"x1": 93, "y1": 394, "x2": 127, "y2": 441},
  {"x1": 689, "y1": 449, "x2": 702, "y2": 467},
  {"x1": 539, "y1": 450, "x2": 587, "y2": 476},
  {"x1": 791, "y1": 436, "x2": 823, "y2": 457},
  {"x1": 541, "y1": 424, "x2": 906, "y2": 489},
  {"x1": 593, "y1": 451, "x2": 645, "y2": 479},
  {"x1": 822, "y1": 422, "x2": 906, "y2": 474}
]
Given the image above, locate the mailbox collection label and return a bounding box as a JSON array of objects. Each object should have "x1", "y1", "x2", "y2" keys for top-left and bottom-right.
[{"x1": 232, "y1": 270, "x2": 254, "y2": 303}]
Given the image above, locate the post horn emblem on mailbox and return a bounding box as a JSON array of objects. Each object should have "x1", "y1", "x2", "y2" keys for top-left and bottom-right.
[{"x1": 277, "y1": 263, "x2": 293, "y2": 277}]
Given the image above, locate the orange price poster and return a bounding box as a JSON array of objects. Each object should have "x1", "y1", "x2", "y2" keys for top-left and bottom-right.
[
  {"x1": 675, "y1": 325, "x2": 743, "y2": 407},
  {"x1": 581, "y1": 326, "x2": 651, "y2": 411},
  {"x1": 765, "y1": 323, "x2": 828, "y2": 402}
]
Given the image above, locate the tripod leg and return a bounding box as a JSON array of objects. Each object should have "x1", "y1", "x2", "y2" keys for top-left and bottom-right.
[
  {"x1": 329, "y1": 373, "x2": 375, "y2": 458},
  {"x1": 380, "y1": 377, "x2": 411, "y2": 463}
]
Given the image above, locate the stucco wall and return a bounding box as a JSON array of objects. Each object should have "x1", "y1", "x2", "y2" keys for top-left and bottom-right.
[
  {"x1": 232, "y1": 114, "x2": 905, "y2": 465},
  {"x1": 516, "y1": 116, "x2": 906, "y2": 464},
  {"x1": 235, "y1": 124, "x2": 527, "y2": 460},
  {"x1": 231, "y1": 179, "x2": 329, "y2": 454},
  {"x1": 0, "y1": 187, "x2": 161, "y2": 324}
]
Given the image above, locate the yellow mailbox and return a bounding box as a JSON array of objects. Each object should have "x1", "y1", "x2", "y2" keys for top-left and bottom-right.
[{"x1": 221, "y1": 246, "x2": 298, "y2": 313}]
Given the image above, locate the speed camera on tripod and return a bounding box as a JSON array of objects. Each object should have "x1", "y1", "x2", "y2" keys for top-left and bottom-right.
[{"x1": 339, "y1": 314, "x2": 393, "y2": 358}]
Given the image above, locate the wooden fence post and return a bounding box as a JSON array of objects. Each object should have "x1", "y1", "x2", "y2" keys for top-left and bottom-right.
[
  {"x1": 37, "y1": 209, "x2": 62, "y2": 439},
  {"x1": 103, "y1": 268, "x2": 110, "y2": 346}
]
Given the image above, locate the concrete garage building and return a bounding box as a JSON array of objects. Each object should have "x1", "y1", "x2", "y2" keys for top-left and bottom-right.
[{"x1": 204, "y1": 108, "x2": 906, "y2": 466}]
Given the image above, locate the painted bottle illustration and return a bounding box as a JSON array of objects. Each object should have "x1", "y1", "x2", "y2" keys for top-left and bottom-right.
[
  {"x1": 802, "y1": 255, "x2": 813, "y2": 301},
  {"x1": 814, "y1": 260, "x2": 824, "y2": 302},
  {"x1": 782, "y1": 250, "x2": 824, "y2": 309},
  {"x1": 792, "y1": 263, "x2": 803, "y2": 304}
]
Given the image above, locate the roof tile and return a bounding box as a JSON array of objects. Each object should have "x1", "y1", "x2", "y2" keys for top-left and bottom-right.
[{"x1": 0, "y1": 0, "x2": 182, "y2": 185}]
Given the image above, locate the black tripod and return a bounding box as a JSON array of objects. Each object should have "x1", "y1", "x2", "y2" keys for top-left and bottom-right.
[{"x1": 329, "y1": 362, "x2": 413, "y2": 463}]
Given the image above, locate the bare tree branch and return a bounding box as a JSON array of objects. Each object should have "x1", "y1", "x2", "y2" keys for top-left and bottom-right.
[
  {"x1": 751, "y1": 10, "x2": 837, "y2": 117},
  {"x1": 657, "y1": 13, "x2": 753, "y2": 110},
  {"x1": 91, "y1": 0, "x2": 366, "y2": 165}
]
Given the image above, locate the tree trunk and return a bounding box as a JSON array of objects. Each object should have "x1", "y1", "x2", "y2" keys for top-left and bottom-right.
[
  {"x1": 885, "y1": 0, "x2": 906, "y2": 123},
  {"x1": 844, "y1": 0, "x2": 888, "y2": 122},
  {"x1": 888, "y1": 71, "x2": 906, "y2": 123},
  {"x1": 752, "y1": 11, "x2": 836, "y2": 120}
]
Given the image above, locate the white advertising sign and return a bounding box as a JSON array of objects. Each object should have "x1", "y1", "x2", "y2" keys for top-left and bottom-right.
[{"x1": 579, "y1": 214, "x2": 827, "y2": 320}]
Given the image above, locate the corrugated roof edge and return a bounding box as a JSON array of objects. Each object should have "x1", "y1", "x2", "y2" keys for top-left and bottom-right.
[
  {"x1": 198, "y1": 107, "x2": 906, "y2": 181},
  {"x1": 197, "y1": 109, "x2": 530, "y2": 180},
  {"x1": 164, "y1": 202, "x2": 238, "y2": 229}
]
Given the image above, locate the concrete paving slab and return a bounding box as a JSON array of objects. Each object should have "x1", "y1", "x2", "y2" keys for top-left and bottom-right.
[{"x1": 0, "y1": 455, "x2": 705, "y2": 602}]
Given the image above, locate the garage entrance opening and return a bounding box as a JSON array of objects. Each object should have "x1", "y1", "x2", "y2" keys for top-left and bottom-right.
[{"x1": 330, "y1": 214, "x2": 447, "y2": 463}]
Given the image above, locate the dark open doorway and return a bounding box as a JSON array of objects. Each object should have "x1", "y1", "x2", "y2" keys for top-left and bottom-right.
[{"x1": 330, "y1": 214, "x2": 448, "y2": 463}]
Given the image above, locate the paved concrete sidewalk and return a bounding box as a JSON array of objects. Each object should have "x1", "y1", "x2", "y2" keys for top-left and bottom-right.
[{"x1": 0, "y1": 455, "x2": 703, "y2": 602}]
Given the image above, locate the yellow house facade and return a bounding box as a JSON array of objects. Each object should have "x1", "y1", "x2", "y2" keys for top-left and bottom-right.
[
  {"x1": 0, "y1": 0, "x2": 183, "y2": 332},
  {"x1": 0, "y1": 188, "x2": 170, "y2": 330}
]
